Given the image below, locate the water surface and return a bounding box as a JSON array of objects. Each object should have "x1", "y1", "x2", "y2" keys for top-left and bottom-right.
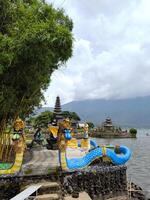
[{"x1": 94, "y1": 128, "x2": 150, "y2": 191}]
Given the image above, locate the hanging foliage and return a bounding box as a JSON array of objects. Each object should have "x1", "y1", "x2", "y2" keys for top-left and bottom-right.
[{"x1": 0, "y1": 0, "x2": 73, "y2": 131}]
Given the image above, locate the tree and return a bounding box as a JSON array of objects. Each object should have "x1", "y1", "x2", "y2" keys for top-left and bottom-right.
[
  {"x1": 129, "y1": 128, "x2": 137, "y2": 138},
  {"x1": 34, "y1": 111, "x2": 54, "y2": 127},
  {"x1": 87, "y1": 122, "x2": 95, "y2": 129},
  {"x1": 62, "y1": 111, "x2": 80, "y2": 121},
  {"x1": 26, "y1": 116, "x2": 36, "y2": 127},
  {"x1": 0, "y1": 0, "x2": 73, "y2": 133}
]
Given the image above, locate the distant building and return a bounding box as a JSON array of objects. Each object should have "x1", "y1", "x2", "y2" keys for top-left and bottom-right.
[
  {"x1": 90, "y1": 117, "x2": 136, "y2": 138},
  {"x1": 98, "y1": 117, "x2": 123, "y2": 135},
  {"x1": 53, "y1": 96, "x2": 63, "y2": 123},
  {"x1": 102, "y1": 117, "x2": 114, "y2": 130}
]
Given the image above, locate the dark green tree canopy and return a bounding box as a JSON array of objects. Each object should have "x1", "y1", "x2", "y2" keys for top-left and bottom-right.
[
  {"x1": 30, "y1": 110, "x2": 80, "y2": 127},
  {"x1": 0, "y1": 0, "x2": 73, "y2": 130},
  {"x1": 62, "y1": 111, "x2": 80, "y2": 121},
  {"x1": 34, "y1": 111, "x2": 54, "y2": 127},
  {"x1": 129, "y1": 128, "x2": 137, "y2": 135},
  {"x1": 87, "y1": 122, "x2": 94, "y2": 129}
]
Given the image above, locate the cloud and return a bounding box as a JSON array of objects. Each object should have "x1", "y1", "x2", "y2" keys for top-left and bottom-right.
[{"x1": 45, "y1": 0, "x2": 150, "y2": 106}]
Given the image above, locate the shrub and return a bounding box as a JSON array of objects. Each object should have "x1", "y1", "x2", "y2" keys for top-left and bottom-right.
[{"x1": 129, "y1": 128, "x2": 137, "y2": 137}]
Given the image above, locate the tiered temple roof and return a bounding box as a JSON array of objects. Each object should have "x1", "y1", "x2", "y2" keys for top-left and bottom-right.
[
  {"x1": 53, "y1": 96, "x2": 63, "y2": 122},
  {"x1": 103, "y1": 117, "x2": 113, "y2": 127}
]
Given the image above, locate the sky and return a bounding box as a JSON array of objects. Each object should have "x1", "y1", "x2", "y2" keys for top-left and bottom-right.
[{"x1": 44, "y1": 0, "x2": 150, "y2": 107}]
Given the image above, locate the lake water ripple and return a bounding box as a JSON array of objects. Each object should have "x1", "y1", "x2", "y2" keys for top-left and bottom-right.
[{"x1": 94, "y1": 129, "x2": 150, "y2": 191}]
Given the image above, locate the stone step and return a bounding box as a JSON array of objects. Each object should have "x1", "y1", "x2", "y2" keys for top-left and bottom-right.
[
  {"x1": 107, "y1": 196, "x2": 127, "y2": 200},
  {"x1": 40, "y1": 182, "x2": 59, "y2": 188},
  {"x1": 38, "y1": 182, "x2": 60, "y2": 194},
  {"x1": 36, "y1": 193, "x2": 59, "y2": 200}
]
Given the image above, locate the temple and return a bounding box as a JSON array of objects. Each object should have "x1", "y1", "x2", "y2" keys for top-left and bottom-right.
[
  {"x1": 90, "y1": 117, "x2": 136, "y2": 138},
  {"x1": 53, "y1": 96, "x2": 63, "y2": 123},
  {"x1": 102, "y1": 117, "x2": 114, "y2": 130}
]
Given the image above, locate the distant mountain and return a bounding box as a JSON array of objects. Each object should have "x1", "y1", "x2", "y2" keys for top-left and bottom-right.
[
  {"x1": 36, "y1": 96, "x2": 150, "y2": 128},
  {"x1": 34, "y1": 107, "x2": 53, "y2": 114}
]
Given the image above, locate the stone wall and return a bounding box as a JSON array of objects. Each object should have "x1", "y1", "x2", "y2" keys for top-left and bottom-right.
[
  {"x1": 0, "y1": 178, "x2": 20, "y2": 200},
  {"x1": 60, "y1": 164, "x2": 127, "y2": 200}
]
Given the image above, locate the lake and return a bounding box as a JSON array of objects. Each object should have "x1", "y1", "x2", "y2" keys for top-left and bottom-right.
[{"x1": 94, "y1": 128, "x2": 150, "y2": 192}]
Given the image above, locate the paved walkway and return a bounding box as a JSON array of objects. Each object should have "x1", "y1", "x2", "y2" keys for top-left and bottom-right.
[
  {"x1": 66, "y1": 147, "x2": 88, "y2": 159},
  {"x1": 22, "y1": 149, "x2": 59, "y2": 175},
  {"x1": 21, "y1": 147, "x2": 90, "y2": 176}
]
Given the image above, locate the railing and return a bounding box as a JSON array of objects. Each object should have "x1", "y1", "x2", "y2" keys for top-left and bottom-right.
[{"x1": 10, "y1": 185, "x2": 41, "y2": 200}]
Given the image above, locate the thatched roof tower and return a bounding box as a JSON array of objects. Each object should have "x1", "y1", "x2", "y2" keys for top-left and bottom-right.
[{"x1": 53, "y1": 96, "x2": 63, "y2": 122}]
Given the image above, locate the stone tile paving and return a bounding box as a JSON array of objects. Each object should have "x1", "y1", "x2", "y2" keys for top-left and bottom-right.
[{"x1": 22, "y1": 148, "x2": 59, "y2": 175}]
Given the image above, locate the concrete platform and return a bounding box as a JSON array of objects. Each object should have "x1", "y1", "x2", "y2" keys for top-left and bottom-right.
[
  {"x1": 64, "y1": 192, "x2": 91, "y2": 200},
  {"x1": 66, "y1": 147, "x2": 89, "y2": 159},
  {"x1": 22, "y1": 149, "x2": 59, "y2": 176},
  {"x1": 22, "y1": 147, "x2": 90, "y2": 176},
  {"x1": 36, "y1": 193, "x2": 59, "y2": 200}
]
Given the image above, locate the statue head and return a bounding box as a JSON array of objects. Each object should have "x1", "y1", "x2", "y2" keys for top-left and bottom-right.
[
  {"x1": 14, "y1": 117, "x2": 25, "y2": 131},
  {"x1": 64, "y1": 117, "x2": 70, "y2": 122},
  {"x1": 62, "y1": 118, "x2": 71, "y2": 129}
]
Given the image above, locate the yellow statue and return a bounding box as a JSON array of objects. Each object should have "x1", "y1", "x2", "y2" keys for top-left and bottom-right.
[
  {"x1": 57, "y1": 118, "x2": 71, "y2": 150},
  {"x1": 83, "y1": 123, "x2": 89, "y2": 139},
  {"x1": 13, "y1": 117, "x2": 25, "y2": 131},
  {"x1": 60, "y1": 118, "x2": 71, "y2": 129},
  {"x1": 80, "y1": 123, "x2": 90, "y2": 148},
  {"x1": 12, "y1": 117, "x2": 26, "y2": 153}
]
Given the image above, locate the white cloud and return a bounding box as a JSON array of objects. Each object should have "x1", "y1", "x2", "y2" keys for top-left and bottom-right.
[{"x1": 45, "y1": 0, "x2": 150, "y2": 106}]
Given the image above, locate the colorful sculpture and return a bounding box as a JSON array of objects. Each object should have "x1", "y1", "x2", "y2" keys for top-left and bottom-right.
[
  {"x1": 57, "y1": 118, "x2": 72, "y2": 150},
  {"x1": 0, "y1": 117, "x2": 25, "y2": 175},
  {"x1": 65, "y1": 145, "x2": 131, "y2": 170},
  {"x1": 58, "y1": 121, "x2": 131, "y2": 171},
  {"x1": 83, "y1": 123, "x2": 89, "y2": 139},
  {"x1": 29, "y1": 127, "x2": 45, "y2": 148},
  {"x1": 13, "y1": 117, "x2": 25, "y2": 131},
  {"x1": 12, "y1": 117, "x2": 26, "y2": 152}
]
